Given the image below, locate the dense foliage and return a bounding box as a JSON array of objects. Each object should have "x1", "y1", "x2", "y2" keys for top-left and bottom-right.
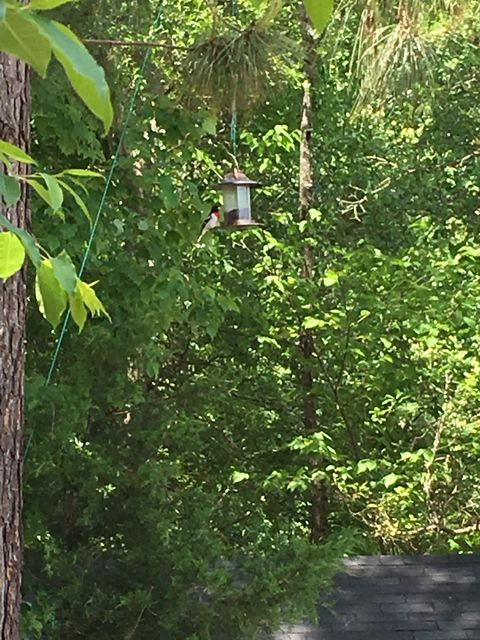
[{"x1": 11, "y1": 0, "x2": 480, "y2": 638}]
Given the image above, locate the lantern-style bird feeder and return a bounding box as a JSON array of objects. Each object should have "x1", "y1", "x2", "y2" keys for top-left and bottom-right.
[{"x1": 213, "y1": 168, "x2": 261, "y2": 229}]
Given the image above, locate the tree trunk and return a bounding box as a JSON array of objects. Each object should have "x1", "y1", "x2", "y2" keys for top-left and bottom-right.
[
  {"x1": 298, "y1": 5, "x2": 329, "y2": 544},
  {"x1": 0, "y1": 49, "x2": 30, "y2": 640}
]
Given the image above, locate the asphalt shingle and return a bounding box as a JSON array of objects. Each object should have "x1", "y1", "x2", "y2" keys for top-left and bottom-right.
[{"x1": 272, "y1": 554, "x2": 480, "y2": 640}]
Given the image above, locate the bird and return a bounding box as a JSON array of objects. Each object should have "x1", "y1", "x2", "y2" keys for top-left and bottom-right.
[{"x1": 197, "y1": 204, "x2": 221, "y2": 243}]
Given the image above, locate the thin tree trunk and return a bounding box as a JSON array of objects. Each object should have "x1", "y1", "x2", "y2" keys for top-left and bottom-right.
[
  {"x1": 0, "y1": 48, "x2": 30, "y2": 640},
  {"x1": 298, "y1": 4, "x2": 329, "y2": 544}
]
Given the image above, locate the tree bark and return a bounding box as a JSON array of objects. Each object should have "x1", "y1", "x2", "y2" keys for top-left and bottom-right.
[
  {"x1": 298, "y1": 4, "x2": 329, "y2": 544},
  {"x1": 0, "y1": 49, "x2": 30, "y2": 640}
]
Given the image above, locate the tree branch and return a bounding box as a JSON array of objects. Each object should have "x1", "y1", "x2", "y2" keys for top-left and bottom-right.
[
  {"x1": 83, "y1": 38, "x2": 188, "y2": 50},
  {"x1": 312, "y1": 344, "x2": 361, "y2": 462}
]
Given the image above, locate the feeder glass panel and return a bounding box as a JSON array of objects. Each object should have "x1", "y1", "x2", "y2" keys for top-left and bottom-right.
[
  {"x1": 221, "y1": 185, "x2": 238, "y2": 213},
  {"x1": 237, "y1": 186, "x2": 251, "y2": 221}
]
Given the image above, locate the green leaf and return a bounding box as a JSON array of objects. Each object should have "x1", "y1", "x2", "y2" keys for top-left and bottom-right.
[
  {"x1": 232, "y1": 471, "x2": 250, "y2": 484},
  {"x1": 27, "y1": 0, "x2": 73, "y2": 9},
  {"x1": 0, "y1": 0, "x2": 6, "y2": 22},
  {"x1": 323, "y1": 270, "x2": 339, "y2": 287},
  {"x1": 77, "y1": 279, "x2": 110, "y2": 320},
  {"x1": 25, "y1": 177, "x2": 55, "y2": 209},
  {"x1": 66, "y1": 176, "x2": 89, "y2": 195},
  {"x1": 0, "y1": 9, "x2": 51, "y2": 76},
  {"x1": 303, "y1": 0, "x2": 333, "y2": 34},
  {"x1": 0, "y1": 152, "x2": 13, "y2": 170},
  {"x1": 357, "y1": 459, "x2": 378, "y2": 474},
  {"x1": 202, "y1": 115, "x2": 217, "y2": 135},
  {"x1": 303, "y1": 316, "x2": 325, "y2": 329},
  {"x1": 35, "y1": 259, "x2": 67, "y2": 328},
  {"x1": 68, "y1": 288, "x2": 87, "y2": 331},
  {"x1": 31, "y1": 16, "x2": 113, "y2": 132},
  {"x1": 51, "y1": 250, "x2": 77, "y2": 295},
  {"x1": 57, "y1": 178, "x2": 92, "y2": 224},
  {"x1": 40, "y1": 172, "x2": 63, "y2": 212},
  {"x1": 0, "y1": 213, "x2": 41, "y2": 266},
  {"x1": 0, "y1": 174, "x2": 21, "y2": 207},
  {"x1": 112, "y1": 218, "x2": 124, "y2": 234},
  {"x1": 158, "y1": 175, "x2": 178, "y2": 210},
  {"x1": 383, "y1": 473, "x2": 400, "y2": 489},
  {"x1": 0, "y1": 140, "x2": 36, "y2": 164},
  {"x1": 58, "y1": 168, "x2": 103, "y2": 178},
  {"x1": 309, "y1": 208, "x2": 322, "y2": 221},
  {"x1": 0, "y1": 231, "x2": 25, "y2": 279}
]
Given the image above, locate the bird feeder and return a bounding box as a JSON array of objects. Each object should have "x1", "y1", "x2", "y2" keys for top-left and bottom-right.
[{"x1": 213, "y1": 168, "x2": 261, "y2": 229}]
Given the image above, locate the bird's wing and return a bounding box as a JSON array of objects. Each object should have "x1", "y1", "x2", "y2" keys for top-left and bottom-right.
[{"x1": 201, "y1": 215, "x2": 212, "y2": 229}]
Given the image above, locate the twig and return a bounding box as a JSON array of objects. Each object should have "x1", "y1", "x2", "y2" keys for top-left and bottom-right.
[
  {"x1": 312, "y1": 344, "x2": 361, "y2": 461},
  {"x1": 335, "y1": 319, "x2": 351, "y2": 391},
  {"x1": 423, "y1": 373, "x2": 453, "y2": 532},
  {"x1": 125, "y1": 587, "x2": 153, "y2": 640},
  {"x1": 83, "y1": 38, "x2": 189, "y2": 50},
  {"x1": 363, "y1": 155, "x2": 397, "y2": 166},
  {"x1": 458, "y1": 150, "x2": 480, "y2": 167}
]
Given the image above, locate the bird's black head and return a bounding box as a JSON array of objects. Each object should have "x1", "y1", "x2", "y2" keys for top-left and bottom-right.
[{"x1": 210, "y1": 203, "x2": 221, "y2": 214}]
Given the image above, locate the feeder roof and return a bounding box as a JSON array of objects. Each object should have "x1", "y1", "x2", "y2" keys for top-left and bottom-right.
[{"x1": 213, "y1": 168, "x2": 260, "y2": 188}]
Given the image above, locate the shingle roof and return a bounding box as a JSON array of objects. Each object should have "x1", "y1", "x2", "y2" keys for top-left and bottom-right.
[{"x1": 273, "y1": 554, "x2": 480, "y2": 640}]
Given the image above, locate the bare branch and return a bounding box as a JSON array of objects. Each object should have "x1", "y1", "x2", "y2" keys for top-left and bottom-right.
[{"x1": 83, "y1": 38, "x2": 189, "y2": 50}]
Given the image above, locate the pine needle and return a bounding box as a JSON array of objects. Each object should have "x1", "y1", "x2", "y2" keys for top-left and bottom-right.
[
  {"x1": 331, "y1": 0, "x2": 478, "y2": 113},
  {"x1": 182, "y1": 26, "x2": 296, "y2": 112}
]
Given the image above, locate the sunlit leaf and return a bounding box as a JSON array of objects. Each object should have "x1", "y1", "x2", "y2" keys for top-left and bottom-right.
[
  {"x1": 303, "y1": 316, "x2": 325, "y2": 329},
  {"x1": 69, "y1": 288, "x2": 87, "y2": 331},
  {"x1": 0, "y1": 140, "x2": 36, "y2": 164},
  {"x1": 58, "y1": 168, "x2": 103, "y2": 178},
  {"x1": 0, "y1": 231, "x2": 25, "y2": 279},
  {"x1": 232, "y1": 471, "x2": 250, "y2": 484},
  {"x1": 383, "y1": 473, "x2": 400, "y2": 489},
  {"x1": 357, "y1": 459, "x2": 378, "y2": 474},
  {"x1": 35, "y1": 259, "x2": 67, "y2": 328},
  {"x1": 77, "y1": 279, "x2": 110, "y2": 320},
  {"x1": 323, "y1": 271, "x2": 339, "y2": 287},
  {"x1": 0, "y1": 213, "x2": 40, "y2": 266},
  {"x1": 303, "y1": 0, "x2": 333, "y2": 34},
  {"x1": 27, "y1": 0, "x2": 73, "y2": 9}
]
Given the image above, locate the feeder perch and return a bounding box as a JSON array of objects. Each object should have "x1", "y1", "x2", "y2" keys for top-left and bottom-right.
[{"x1": 213, "y1": 168, "x2": 261, "y2": 229}]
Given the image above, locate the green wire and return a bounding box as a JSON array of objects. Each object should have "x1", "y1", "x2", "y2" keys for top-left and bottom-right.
[{"x1": 24, "y1": 2, "x2": 164, "y2": 461}]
